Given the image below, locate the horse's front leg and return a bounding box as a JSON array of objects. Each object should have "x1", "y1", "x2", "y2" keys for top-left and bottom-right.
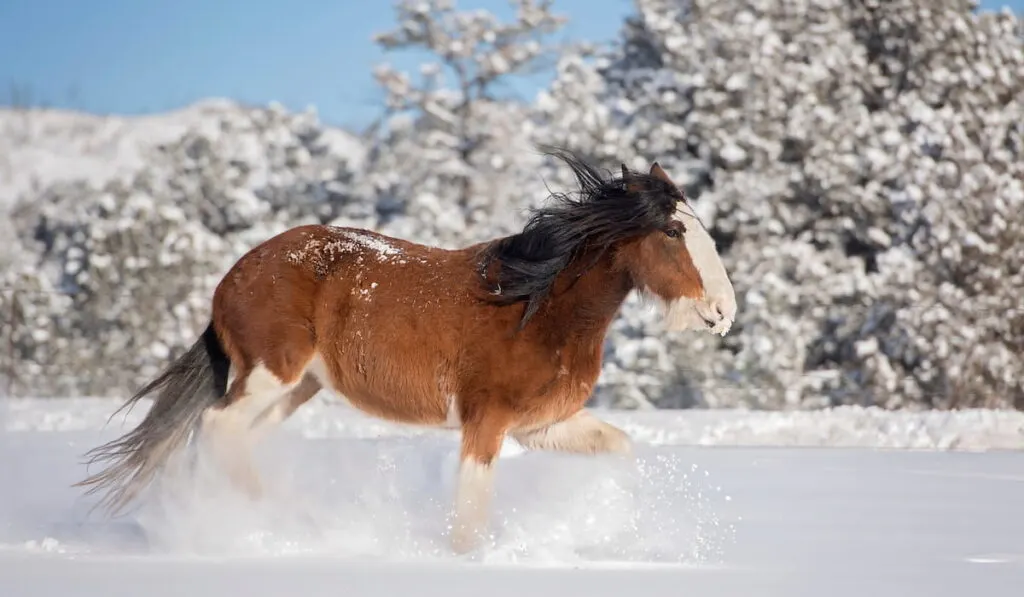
[
  {"x1": 451, "y1": 409, "x2": 512, "y2": 554},
  {"x1": 511, "y1": 409, "x2": 633, "y2": 456}
]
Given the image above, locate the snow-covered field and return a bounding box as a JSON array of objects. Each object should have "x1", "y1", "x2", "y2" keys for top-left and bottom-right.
[{"x1": 2, "y1": 396, "x2": 1023, "y2": 596}]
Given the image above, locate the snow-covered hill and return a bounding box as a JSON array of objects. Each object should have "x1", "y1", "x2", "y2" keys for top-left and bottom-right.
[{"x1": 0, "y1": 99, "x2": 364, "y2": 210}]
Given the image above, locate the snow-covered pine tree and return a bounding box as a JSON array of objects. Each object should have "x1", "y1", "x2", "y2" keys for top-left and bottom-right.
[
  {"x1": 364, "y1": 0, "x2": 568, "y2": 247},
  {"x1": 540, "y1": 0, "x2": 1024, "y2": 409}
]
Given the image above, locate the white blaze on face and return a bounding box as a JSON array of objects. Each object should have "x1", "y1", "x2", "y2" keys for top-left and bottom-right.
[{"x1": 664, "y1": 203, "x2": 737, "y2": 336}]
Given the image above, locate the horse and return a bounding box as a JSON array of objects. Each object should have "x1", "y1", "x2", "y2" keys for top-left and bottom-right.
[{"x1": 75, "y1": 149, "x2": 737, "y2": 554}]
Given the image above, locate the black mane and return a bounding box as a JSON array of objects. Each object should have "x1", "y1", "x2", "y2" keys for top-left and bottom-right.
[{"x1": 479, "y1": 148, "x2": 682, "y2": 328}]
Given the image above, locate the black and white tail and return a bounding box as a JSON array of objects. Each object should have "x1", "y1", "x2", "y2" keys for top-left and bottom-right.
[{"x1": 75, "y1": 322, "x2": 230, "y2": 514}]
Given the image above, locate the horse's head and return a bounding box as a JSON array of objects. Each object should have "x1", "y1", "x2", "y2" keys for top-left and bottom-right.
[
  {"x1": 480, "y1": 149, "x2": 736, "y2": 334},
  {"x1": 616, "y1": 162, "x2": 736, "y2": 336}
]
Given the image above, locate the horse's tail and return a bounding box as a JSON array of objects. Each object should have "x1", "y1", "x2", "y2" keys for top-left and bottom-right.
[{"x1": 74, "y1": 321, "x2": 231, "y2": 515}]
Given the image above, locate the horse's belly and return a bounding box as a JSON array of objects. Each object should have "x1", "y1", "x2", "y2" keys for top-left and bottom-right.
[{"x1": 306, "y1": 350, "x2": 453, "y2": 427}]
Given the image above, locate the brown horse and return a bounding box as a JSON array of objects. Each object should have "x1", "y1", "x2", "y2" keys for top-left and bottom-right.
[{"x1": 75, "y1": 149, "x2": 737, "y2": 553}]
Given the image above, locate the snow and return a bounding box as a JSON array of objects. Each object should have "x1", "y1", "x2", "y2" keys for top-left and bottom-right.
[
  {"x1": 283, "y1": 230, "x2": 408, "y2": 276},
  {"x1": 1, "y1": 396, "x2": 1023, "y2": 595},
  {"x1": 334, "y1": 227, "x2": 405, "y2": 258}
]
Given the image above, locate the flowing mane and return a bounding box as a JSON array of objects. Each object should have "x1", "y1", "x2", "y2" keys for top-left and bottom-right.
[{"x1": 479, "y1": 148, "x2": 685, "y2": 327}]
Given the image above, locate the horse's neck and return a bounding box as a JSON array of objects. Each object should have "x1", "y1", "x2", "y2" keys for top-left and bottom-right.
[{"x1": 540, "y1": 248, "x2": 633, "y2": 338}]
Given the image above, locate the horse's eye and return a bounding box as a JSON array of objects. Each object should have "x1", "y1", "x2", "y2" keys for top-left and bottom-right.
[{"x1": 665, "y1": 224, "x2": 684, "y2": 239}]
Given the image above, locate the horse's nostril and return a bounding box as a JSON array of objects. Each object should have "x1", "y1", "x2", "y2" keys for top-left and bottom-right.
[{"x1": 714, "y1": 303, "x2": 724, "y2": 318}]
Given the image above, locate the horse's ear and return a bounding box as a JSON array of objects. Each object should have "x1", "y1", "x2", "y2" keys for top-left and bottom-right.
[
  {"x1": 650, "y1": 162, "x2": 684, "y2": 199},
  {"x1": 649, "y1": 162, "x2": 675, "y2": 186},
  {"x1": 622, "y1": 163, "x2": 647, "y2": 194}
]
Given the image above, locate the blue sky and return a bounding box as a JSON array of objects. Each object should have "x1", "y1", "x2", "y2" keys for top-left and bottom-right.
[{"x1": 1, "y1": 0, "x2": 1020, "y2": 132}]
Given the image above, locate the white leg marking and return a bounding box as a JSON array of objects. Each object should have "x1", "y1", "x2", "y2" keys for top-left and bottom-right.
[
  {"x1": 249, "y1": 374, "x2": 321, "y2": 440},
  {"x1": 513, "y1": 410, "x2": 633, "y2": 455},
  {"x1": 443, "y1": 394, "x2": 461, "y2": 429},
  {"x1": 201, "y1": 362, "x2": 294, "y2": 498},
  {"x1": 451, "y1": 457, "x2": 495, "y2": 554},
  {"x1": 238, "y1": 364, "x2": 295, "y2": 420}
]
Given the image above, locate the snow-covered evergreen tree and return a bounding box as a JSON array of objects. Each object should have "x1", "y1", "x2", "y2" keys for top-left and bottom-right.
[{"x1": 364, "y1": 0, "x2": 568, "y2": 246}]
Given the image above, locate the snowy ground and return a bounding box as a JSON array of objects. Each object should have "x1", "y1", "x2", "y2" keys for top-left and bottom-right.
[{"x1": 2, "y1": 396, "x2": 1024, "y2": 596}]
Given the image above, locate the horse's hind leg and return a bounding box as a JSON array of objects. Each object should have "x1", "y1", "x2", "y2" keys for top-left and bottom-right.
[
  {"x1": 511, "y1": 409, "x2": 633, "y2": 456},
  {"x1": 200, "y1": 364, "x2": 298, "y2": 498},
  {"x1": 249, "y1": 373, "x2": 322, "y2": 441}
]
